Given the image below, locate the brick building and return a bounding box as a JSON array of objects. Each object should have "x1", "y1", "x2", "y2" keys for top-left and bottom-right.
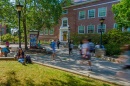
[
  {"x1": 39, "y1": 0, "x2": 126, "y2": 42},
  {"x1": 0, "y1": 23, "x2": 6, "y2": 36}
]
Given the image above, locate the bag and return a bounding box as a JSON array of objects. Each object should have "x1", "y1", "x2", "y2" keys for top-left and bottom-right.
[{"x1": 25, "y1": 55, "x2": 32, "y2": 63}]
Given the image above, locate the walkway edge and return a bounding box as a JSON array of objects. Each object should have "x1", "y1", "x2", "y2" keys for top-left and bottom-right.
[{"x1": 32, "y1": 61, "x2": 130, "y2": 86}]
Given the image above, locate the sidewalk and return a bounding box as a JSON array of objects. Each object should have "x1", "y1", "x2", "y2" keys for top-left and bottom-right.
[
  {"x1": 29, "y1": 45, "x2": 130, "y2": 86},
  {"x1": 2, "y1": 44, "x2": 130, "y2": 85}
]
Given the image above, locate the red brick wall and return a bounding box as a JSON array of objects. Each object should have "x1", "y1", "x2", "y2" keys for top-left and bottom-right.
[
  {"x1": 0, "y1": 25, "x2": 7, "y2": 35},
  {"x1": 39, "y1": 0, "x2": 120, "y2": 41}
]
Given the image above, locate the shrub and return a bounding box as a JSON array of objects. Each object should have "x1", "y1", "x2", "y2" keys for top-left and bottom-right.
[
  {"x1": 104, "y1": 43, "x2": 121, "y2": 56},
  {"x1": 2, "y1": 34, "x2": 14, "y2": 42}
]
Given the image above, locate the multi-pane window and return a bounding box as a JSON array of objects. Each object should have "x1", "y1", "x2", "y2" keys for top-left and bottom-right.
[
  {"x1": 98, "y1": 7, "x2": 107, "y2": 17},
  {"x1": 78, "y1": 26, "x2": 85, "y2": 34},
  {"x1": 0, "y1": 28, "x2": 4, "y2": 35},
  {"x1": 44, "y1": 29, "x2": 48, "y2": 35},
  {"x1": 88, "y1": 9, "x2": 95, "y2": 18},
  {"x1": 113, "y1": 23, "x2": 118, "y2": 29},
  {"x1": 40, "y1": 29, "x2": 43, "y2": 35},
  {"x1": 127, "y1": 27, "x2": 130, "y2": 31},
  {"x1": 87, "y1": 25, "x2": 94, "y2": 33},
  {"x1": 97, "y1": 24, "x2": 106, "y2": 33},
  {"x1": 63, "y1": 20, "x2": 67, "y2": 27},
  {"x1": 50, "y1": 28, "x2": 54, "y2": 35},
  {"x1": 63, "y1": 9, "x2": 68, "y2": 14},
  {"x1": 79, "y1": 11, "x2": 85, "y2": 19}
]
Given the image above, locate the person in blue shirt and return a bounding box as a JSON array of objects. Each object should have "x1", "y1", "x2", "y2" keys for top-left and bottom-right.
[
  {"x1": 0, "y1": 47, "x2": 9, "y2": 57},
  {"x1": 51, "y1": 40, "x2": 56, "y2": 60}
]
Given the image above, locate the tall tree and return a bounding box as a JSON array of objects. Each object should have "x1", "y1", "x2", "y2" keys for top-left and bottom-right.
[
  {"x1": 112, "y1": 0, "x2": 130, "y2": 29},
  {"x1": 1, "y1": 0, "x2": 72, "y2": 50}
]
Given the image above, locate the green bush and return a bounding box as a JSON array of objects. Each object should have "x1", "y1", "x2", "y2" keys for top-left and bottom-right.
[
  {"x1": 104, "y1": 43, "x2": 121, "y2": 56},
  {"x1": 70, "y1": 29, "x2": 130, "y2": 56},
  {"x1": 70, "y1": 32, "x2": 100, "y2": 45},
  {"x1": 2, "y1": 34, "x2": 14, "y2": 42}
]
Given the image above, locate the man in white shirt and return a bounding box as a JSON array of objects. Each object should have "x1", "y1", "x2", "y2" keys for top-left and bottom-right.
[{"x1": 82, "y1": 39, "x2": 92, "y2": 71}]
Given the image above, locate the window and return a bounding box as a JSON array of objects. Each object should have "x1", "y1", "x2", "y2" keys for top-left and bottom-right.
[
  {"x1": 63, "y1": 9, "x2": 68, "y2": 14},
  {"x1": 78, "y1": 26, "x2": 85, "y2": 34},
  {"x1": 40, "y1": 29, "x2": 43, "y2": 35},
  {"x1": 98, "y1": 7, "x2": 107, "y2": 17},
  {"x1": 79, "y1": 11, "x2": 85, "y2": 19},
  {"x1": 63, "y1": 20, "x2": 67, "y2": 27},
  {"x1": 113, "y1": 23, "x2": 118, "y2": 29},
  {"x1": 88, "y1": 9, "x2": 95, "y2": 18},
  {"x1": 50, "y1": 28, "x2": 54, "y2": 35},
  {"x1": 87, "y1": 25, "x2": 94, "y2": 33},
  {"x1": 127, "y1": 27, "x2": 130, "y2": 31},
  {"x1": 97, "y1": 24, "x2": 106, "y2": 33},
  {"x1": 44, "y1": 29, "x2": 48, "y2": 35}
]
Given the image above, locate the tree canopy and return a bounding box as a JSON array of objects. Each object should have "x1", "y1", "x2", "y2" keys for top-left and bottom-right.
[{"x1": 112, "y1": 0, "x2": 130, "y2": 29}]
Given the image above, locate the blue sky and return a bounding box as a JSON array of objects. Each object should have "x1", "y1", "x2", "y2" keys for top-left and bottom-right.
[{"x1": 10, "y1": 0, "x2": 15, "y2": 2}]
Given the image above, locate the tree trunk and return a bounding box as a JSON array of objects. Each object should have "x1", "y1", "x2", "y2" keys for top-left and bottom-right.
[{"x1": 23, "y1": 0, "x2": 28, "y2": 50}]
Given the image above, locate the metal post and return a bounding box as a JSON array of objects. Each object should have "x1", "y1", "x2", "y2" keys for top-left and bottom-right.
[
  {"x1": 1, "y1": 28, "x2": 2, "y2": 44},
  {"x1": 68, "y1": 29, "x2": 70, "y2": 43},
  {"x1": 19, "y1": 11, "x2": 21, "y2": 48},
  {"x1": 100, "y1": 23, "x2": 103, "y2": 48}
]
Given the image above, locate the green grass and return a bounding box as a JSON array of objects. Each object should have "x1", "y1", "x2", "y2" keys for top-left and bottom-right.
[{"x1": 0, "y1": 61, "x2": 115, "y2": 86}]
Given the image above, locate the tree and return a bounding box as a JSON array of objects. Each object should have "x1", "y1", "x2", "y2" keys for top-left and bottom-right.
[
  {"x1": 1, "y1": 0, "x2": 71, "y2": 50},
  {"x1": 112, "y1": 0, "x2": 130, "y2": 29}
]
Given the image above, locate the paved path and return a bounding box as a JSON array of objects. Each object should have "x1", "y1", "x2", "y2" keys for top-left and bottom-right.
[
  {"x1": 29, "y1": 45, "x2": 130, "y2": 86},
  {"x1": 2, "y1": 44, "x2": 130, "y2": 86}
]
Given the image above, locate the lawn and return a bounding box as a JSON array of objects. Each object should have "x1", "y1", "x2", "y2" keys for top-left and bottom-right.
[{"x1": 0, "y1": 61, "x2": 115, "y2": 86}]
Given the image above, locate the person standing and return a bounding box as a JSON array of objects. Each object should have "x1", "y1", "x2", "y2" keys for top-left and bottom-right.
[
  {"x1": 57, "y1": 39, "x2": 60, "y2": 49},
  {"x1": 6, "y1": 41, "x2": 9, "y2": 49},
  {"x1": 82, "y1": 39, "x2": 92, "y2": 71},
  {"x1": 88, "y1": 39, "x2": 94, "y2": 56},
  {"x1": 69, "y1": 41, "x2": 73, "y2": 56},
  {"x1": 78, "y1": 41, "x2": 83, "y2": 55},
  {"x1": 51, "y1": 40, "x2": 56, "y2": 60}
]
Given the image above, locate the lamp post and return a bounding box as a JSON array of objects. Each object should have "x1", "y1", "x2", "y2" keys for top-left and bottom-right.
[
  {"x1": 16, "y1": 2, "x2": 23, "y2": 48},
  {"x1": 0, "y1": 29, "x2": 2, "y2": 44},
  {"x1": 68, "y1": 26, "x2": 70, "y2": 43},
  {"x1": 99, "y1": 17, "x2": 105, "y2": 48}
]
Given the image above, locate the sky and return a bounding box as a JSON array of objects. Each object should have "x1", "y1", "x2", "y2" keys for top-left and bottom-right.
[{"x1": 10, "y1": 0, "x2": 15, "y2": 2}]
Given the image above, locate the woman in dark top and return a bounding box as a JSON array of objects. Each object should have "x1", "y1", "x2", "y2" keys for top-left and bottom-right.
[{"x1": 17, "y1": 48, "x2": 25, "y2": 65}]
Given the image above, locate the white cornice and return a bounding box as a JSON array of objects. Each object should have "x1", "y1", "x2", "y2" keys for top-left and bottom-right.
[{"x1": 73, "y1": 0, "x2": 120, "y2": 10}]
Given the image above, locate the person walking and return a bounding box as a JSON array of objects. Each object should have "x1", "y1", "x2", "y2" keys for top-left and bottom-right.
[
  {"x1": 57, "y1": 39, "x2": 60, "y2": 49},
  {"x1": 78, "y1": 41, "x2": 83, "y2": 55},
  {"x1": 82, "y1": 39, "x2": 92, "y2": 71},
  {"x1": 88, "y1": 39, "x2": 95, "y2": 56},
  {"x1": 69, "y1": 41, "x2": 73, "y2": 56},
  {"x1": 51, "y1": 40, "x2": 56, "y2": 60}
]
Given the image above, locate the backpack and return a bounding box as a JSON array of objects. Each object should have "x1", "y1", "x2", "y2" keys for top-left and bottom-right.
[{"x1": 25, "y1": 55, "x2": 32, "y2": 63}]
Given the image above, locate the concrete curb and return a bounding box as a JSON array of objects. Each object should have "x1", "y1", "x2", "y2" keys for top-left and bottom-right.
[{"x1": 32, "y1": 61, "x2": 130, "y2": 86}]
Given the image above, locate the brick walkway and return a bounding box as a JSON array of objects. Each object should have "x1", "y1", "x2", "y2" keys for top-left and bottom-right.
[{"x1": 29, "y1": 45, "x2": 130, "y2": 86}]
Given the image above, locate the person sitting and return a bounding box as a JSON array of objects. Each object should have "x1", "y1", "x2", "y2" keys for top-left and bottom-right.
[
  {"x1": 0, "y1": 47, "x2": 9, "y2": 57},
  {"x1": 16, "y1": 48, "x2": 25, "y2": 65}
]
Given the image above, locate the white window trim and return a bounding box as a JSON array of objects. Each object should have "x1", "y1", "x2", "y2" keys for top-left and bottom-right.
[
  {"x1": 40, "y1": 29, "x2": 43, "y2": 35},
  {"x1": 63, "y1": 9, "x2": 68, "y2": 14},
  {"x1": 113, "y1": 23, "x2": 118, "y2": 29},
  {"x1": 88, "y1": 9, "x2": 95, "y2": 19},
  {"x1": 79, "y1": 11, "x2": 86, "y2": 20},
  {"x1": 62, "y1": 17, "x2": 68, "y2": 27},
  {"x1": 44, "y1": 29, "x2": 48, "y2": 35},
  {"x1": 97, "y1": 24, "x2": 106, "y2": 33},
  {"x1": 78, "y1": 26, "x2": 85, "y2": 34},
  {"x1": 49, "y1": 28, "x2": 54, "y2": 35},
  {"x1": 87, "y1": 25, "x2": 95, "y2": 34},
  {"x1": 127, "y1": 27, "x2": 130, "y2": 31},
  {"x1": 98, "y1": 7, "x2": 107, "y2": 17}
]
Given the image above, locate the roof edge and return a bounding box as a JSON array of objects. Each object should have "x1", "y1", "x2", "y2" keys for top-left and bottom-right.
[{"x1": 63, "y1": 0, "x2": 100, "y2": 9}]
